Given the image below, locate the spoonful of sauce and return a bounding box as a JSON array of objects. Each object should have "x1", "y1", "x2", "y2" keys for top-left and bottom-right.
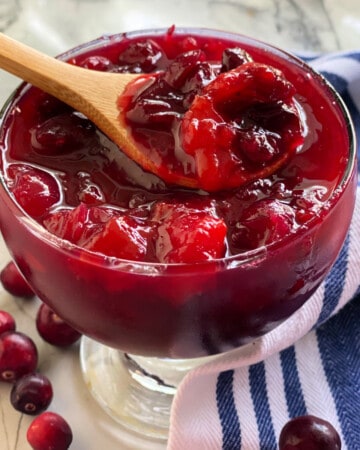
[
  {"x1": 0, "y1": 34, "x2": 175, "y2": 181},
  {"x1": 0, "y1": 33, "x2": 304, "y2": 192}
]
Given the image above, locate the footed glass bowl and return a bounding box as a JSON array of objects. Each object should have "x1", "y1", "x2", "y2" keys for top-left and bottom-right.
[{"x1": 0, "y1": 28, "x2": 356, "y2": 440}]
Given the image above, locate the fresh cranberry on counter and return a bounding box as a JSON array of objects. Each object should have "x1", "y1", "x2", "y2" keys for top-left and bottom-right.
[
  {"x1": 0, "y1": 331, "x2": 38, "y2": 382},
  {"x1": 10, "y1": 372, "x2": 53, "y2": 415},
  {"x1": 279, "y1": 415, "x2": 341, "y2": 450},
  {"x1": 0, "y1": 310, "x2": 16, "y2": 335},
  {"x1": 27, "y1": 411, "x2": 73, "y2": 450},
  {"x1": 36, "y1": 303, "x2": 82, "y2": 347},
  {"x1": 0, "y1": 261, "x2": 34, "y2": 298}
]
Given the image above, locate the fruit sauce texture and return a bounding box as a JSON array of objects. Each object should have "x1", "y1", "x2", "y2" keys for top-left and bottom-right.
[{"x1": 0, "y1": 29, "x2": 350, "y2": 265}]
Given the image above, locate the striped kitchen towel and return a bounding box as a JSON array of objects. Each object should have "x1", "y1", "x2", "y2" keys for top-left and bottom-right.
[{"x1": 167, "y1": 51, "x2": 360, "y2": 450}]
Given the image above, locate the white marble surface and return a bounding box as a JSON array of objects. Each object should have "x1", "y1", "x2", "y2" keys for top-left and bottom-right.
[{"x1": 0, "y1": 1, "x2": 359, "y2": 449}]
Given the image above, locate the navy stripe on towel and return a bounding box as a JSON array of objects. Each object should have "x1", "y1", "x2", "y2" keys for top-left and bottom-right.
[
  {"x1": 280, "y1": 346, "x2": 307, "y2": 417},
  {"x1": 249, "y1": 362, "x2": 277, "y2": 449},
  {"x1": 216, "y1": 370, "x2": 241, "y2": 449},
  {"x1": 317, "y1": 294, "x2": 360, "y2": 449}
]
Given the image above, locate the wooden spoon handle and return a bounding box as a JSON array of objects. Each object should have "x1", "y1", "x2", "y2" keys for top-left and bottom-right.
[
  {"x1": 0, "y1": 33, "x2": 136, "y2": 115},
  {"x1": 0, "y1": 33, "x2": 84, "y2": 99}
]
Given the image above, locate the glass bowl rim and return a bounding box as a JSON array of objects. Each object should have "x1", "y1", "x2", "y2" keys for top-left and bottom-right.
[{"x1": 0, "y1": 26, "x2": 357, "y2": 270}]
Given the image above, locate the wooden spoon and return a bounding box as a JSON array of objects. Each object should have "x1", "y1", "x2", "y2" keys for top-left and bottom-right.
[{"x1": 0, "y1": 33, "x2": 198, "y2": 188}]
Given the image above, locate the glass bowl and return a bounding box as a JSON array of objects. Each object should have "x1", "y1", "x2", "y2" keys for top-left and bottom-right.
[{"x1": 0, "y1": 27, "x2": 356, "y2": 440}]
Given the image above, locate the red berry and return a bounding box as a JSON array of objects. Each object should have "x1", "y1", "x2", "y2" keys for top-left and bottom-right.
[
  {"x1": 151, "y1": 202, "x2": 227, "y2": 263},
  {"x1": 0, "y1": 261, "x2": 34, "y2": 298},
  {"x1": 163, "y1": 50, "x2": 210, "y2": 90},
  {"x1": 9, "y1": 165, "x2": 60, "y2": 218},
  {"x1": 43, "y1": 203, "x2": 116, "y2": 246},
  {"x1": 279, "y1": 415, "x2": 341, "y2": 450},
  {"x1": 221, "y1": 47, "x2": 253, "y2": 71},
  {"x1": 0, "y1": 310, "x2": 16, "y2": 335},
  {"x1": 27, "y1": 412, "x2": 73, "y2": 450},
  {"x1": 79, "y1": 55, "x2": 113, "y2": 71},
  {"x1": 117, "y1": 39, "x2": 164, "y2": 73},
  {"x1": 36, "y1": 303, "x2": 81, "y2": 347},
  {"x1": 10, "y1": 372, "x2": 53, "y2": 415},
  {"x1": 85, "y1": 214, "x2": 149, "y2": 260},
  {"x1": 233, "y1": 199, "x2": 295, "y2": 250},
  {"x1": 126, "y1": 92, "x2": 180, "y2": 128},
  {"x1": 32, "y1": 112, "x2": 95, "y2": 155},
  {"x1": 0, "y1": 331, "x2": 38, "y2": 382}
]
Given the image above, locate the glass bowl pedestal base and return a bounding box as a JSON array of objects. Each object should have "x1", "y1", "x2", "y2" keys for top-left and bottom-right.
[{"x1": 80, "y1": 336, "x2": 211, "y2": 441}]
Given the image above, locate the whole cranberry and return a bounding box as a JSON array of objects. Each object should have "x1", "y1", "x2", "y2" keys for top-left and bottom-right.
[
  {"x1": 0, "y1": 261, "x2": 34, "y2": 298},
  {"x1": 36, "y1": 303, "x2": 81, "y2": 347},
  {"x1": 232, "y1": 198, "x2": 296, "y2": 250},
  {"x1": 79, "y1": 55, "x2": 113, "y2": 71},
  {"x1": 0, "y1": 310, "x2": 16, "y2": 335},
  {"x1": 27, "y1": 412, "x2": 73, "y2": 450},
  {"x1": 279, "y1": 415, "x2": 341, "y2": 450},
  {"x1": 0, "y1": 331, "x2": 38, "y2": 382},
  {"x1": 117, "y1": 39, "x2": 163, "y2": 73},
  {"x1": 10, "y1": 372, "x2": 53, "y2": 415},
  {"x1": 10, "y1": 165, "x2": 60, "y2": 218},
  {"x1": 221, "y1": 47, "x2": 253, "y2": 71}
]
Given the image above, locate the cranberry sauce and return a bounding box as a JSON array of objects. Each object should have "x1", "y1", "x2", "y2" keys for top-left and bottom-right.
[
  {"x1": 119, "y1": 49, "x2": 305, "y2": 192},
  {"x1": 0, "y1": 28, "x2": 350, "y2": 264},
  {"x1": 0, "y1": 29, "x2": 355, "y2": 357}
]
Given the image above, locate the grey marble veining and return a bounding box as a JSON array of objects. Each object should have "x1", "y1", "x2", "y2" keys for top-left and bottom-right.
[
  {"x1": 205, "y1": 0, "x2": 339, "y2": 52},
  {"x1": 4, "y1": 0, "x2": 360, "y2": 55},
  {"x1": 0, "y1": 1, "x2": 359, "y2": 449}
]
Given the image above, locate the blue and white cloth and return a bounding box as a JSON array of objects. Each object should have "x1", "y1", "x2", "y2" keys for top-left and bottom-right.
[{"x1": 167, "y1": 51, "x2": 360, "y2": 450}]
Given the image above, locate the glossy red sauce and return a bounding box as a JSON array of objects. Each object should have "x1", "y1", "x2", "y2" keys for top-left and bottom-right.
[{"x1": 0, "y1": 28, "x2": 350, "y2": 263}]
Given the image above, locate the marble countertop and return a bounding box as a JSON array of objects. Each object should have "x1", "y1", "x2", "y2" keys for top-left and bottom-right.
[{"x1": 0, "y1": 1, "x2": 359, "y2": 449}]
